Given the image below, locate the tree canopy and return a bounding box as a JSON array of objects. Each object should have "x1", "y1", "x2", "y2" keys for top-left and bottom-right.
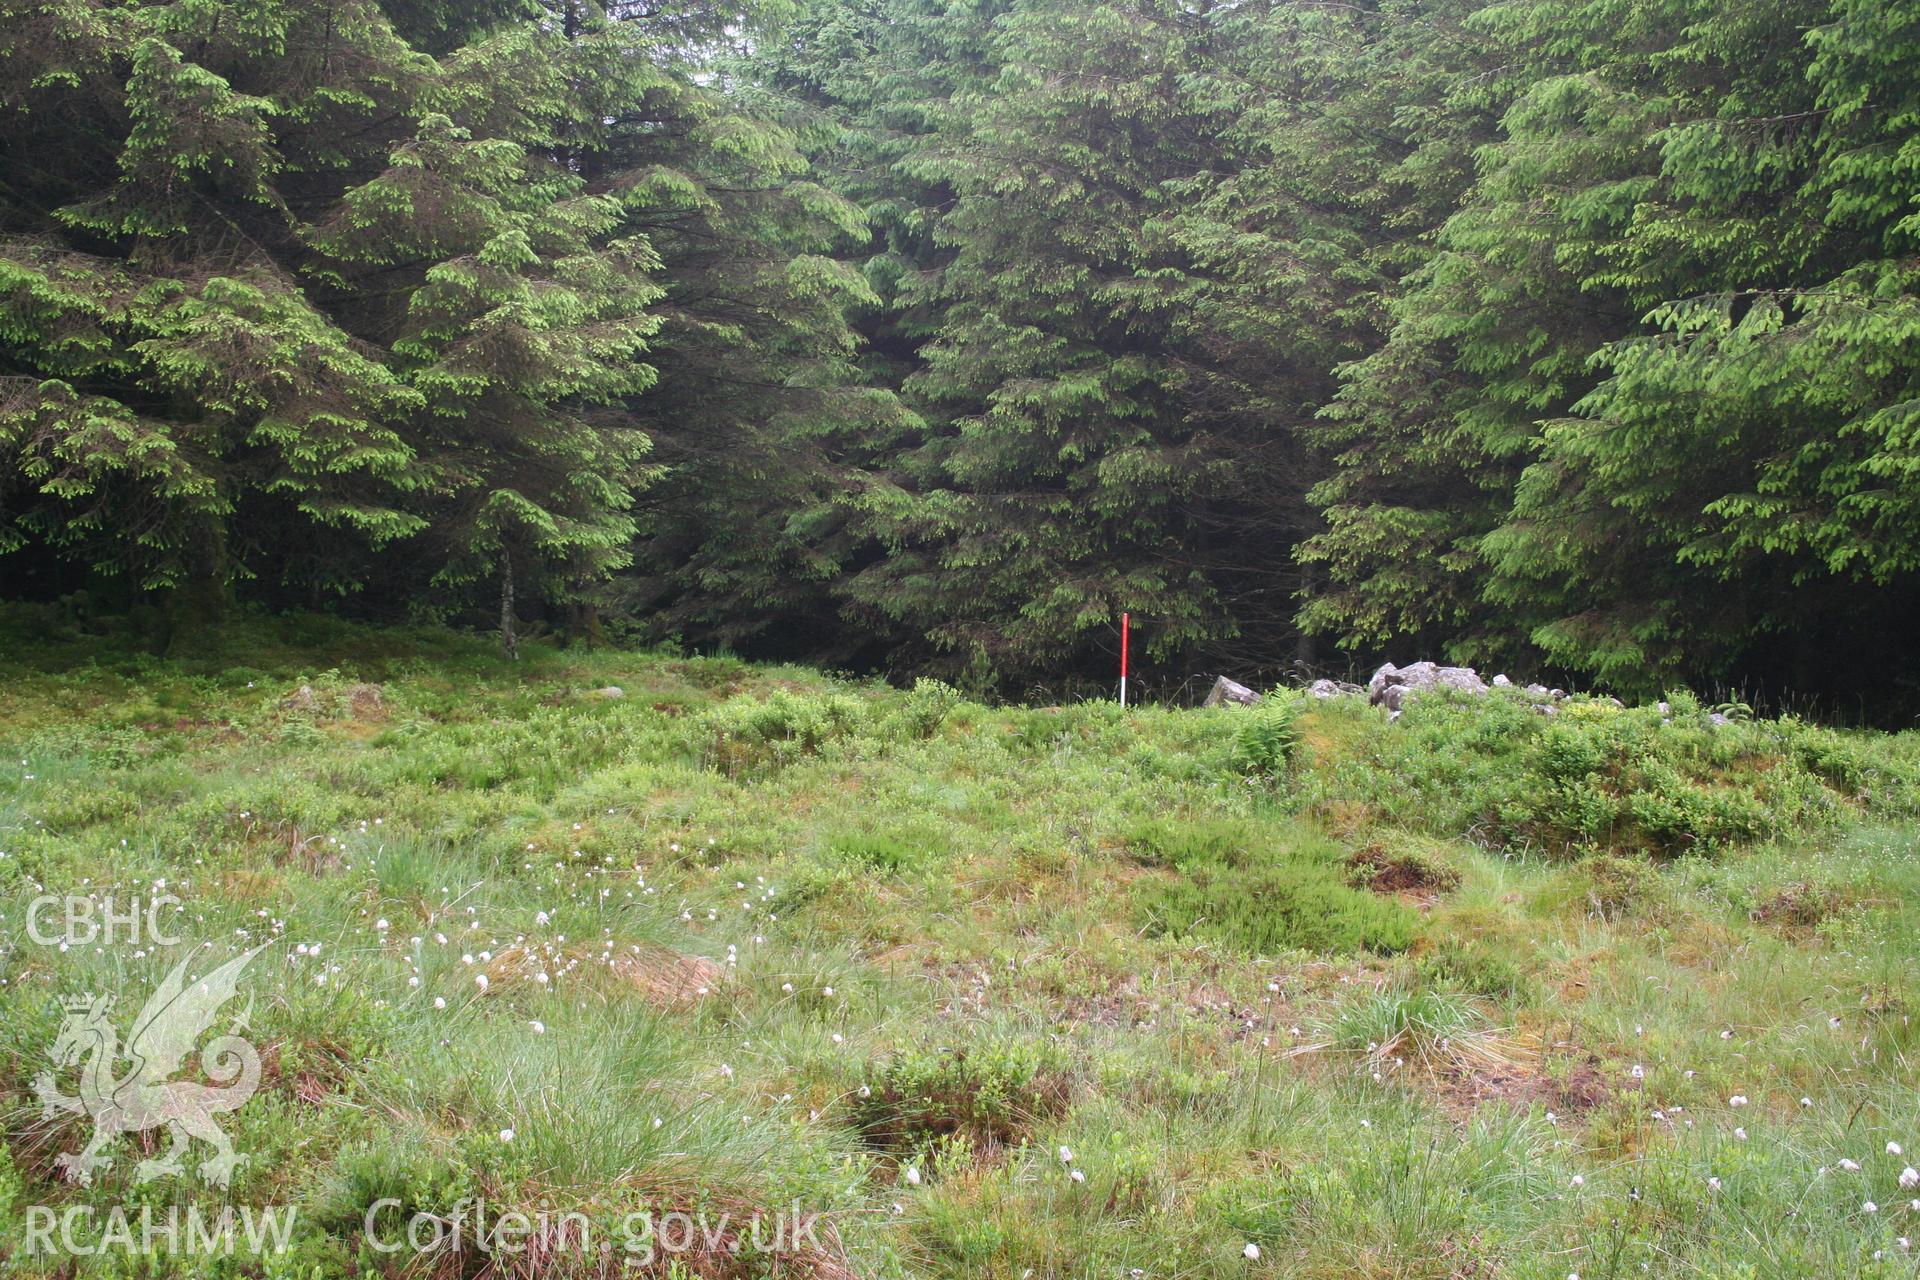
[{"x1": 4, "y1": 0, "x2": 1917, "y2": 716}]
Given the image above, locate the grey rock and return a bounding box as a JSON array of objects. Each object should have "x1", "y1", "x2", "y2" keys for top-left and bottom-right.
[
  {"x1": 1368, "y1": 661, "x2": 1490, "y2": 718},
  {"x1": 1375, "y1": 663, "x2": 1469, "y2": 717},
  {"x1": 1363, "y1": 659, "x2": 1599, "y2": 721},
  {"x1": 1367, "y1": 663, "x2": 1396, "y2": 701},
  {"x1": 1203, "y1": 676, "x2": 1260, "y2": 708},
  {"x1": 1307, "y1": 678, "x2": 1364, "y2": 699},
  {"x1": 592, "y1": 686, "x2": 625, "y2": 699}
]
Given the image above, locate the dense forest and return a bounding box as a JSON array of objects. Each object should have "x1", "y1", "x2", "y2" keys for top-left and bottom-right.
[{"x1": 3, "y1": 0, "x2": 1917, "y2": 716}]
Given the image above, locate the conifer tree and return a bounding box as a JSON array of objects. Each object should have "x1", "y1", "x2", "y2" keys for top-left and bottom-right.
[
  {"x1": 1, "y1": 0, "x2": 882, "y2": 652},
  {"x1": 1, "y1": 1, "x2": 437, "y2": 628},
  {"x1": 1310, "y1": 0, "x2": 1920, "y2": 701},
  {"x1": 761, "y1": 0, "x2": 1438, "y2": 682},
  {"x1": 8, "y1": 0, "x2": 1920, "y2": 714}
]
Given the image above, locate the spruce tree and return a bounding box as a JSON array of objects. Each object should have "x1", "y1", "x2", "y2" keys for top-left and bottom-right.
[
  {"x1": 757, "y1": 0, "x2": 1430, "y2": 683},
  {"x1": 1, "y1": 0, "x2": 881, "y2": 652},
  {"x1": 1313, "y1": 0, "x2": 1920, "y2": 700}
]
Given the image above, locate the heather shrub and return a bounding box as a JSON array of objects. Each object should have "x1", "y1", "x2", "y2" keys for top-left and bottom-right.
[
  {"x1": 853, "y1": 1039, "x2": 1073, "y2": 1159},
  {"x1": 1298, "y1": 690, "x2": 1916, "y2": 856},
  {"x1": 1129, "y1": 818, "x2": 1418, "y2": 955}
]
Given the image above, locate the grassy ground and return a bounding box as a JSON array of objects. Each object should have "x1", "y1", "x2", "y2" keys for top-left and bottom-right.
[{"x1": 2, "y1": 605, "x2": 1919, "y2": 1279}]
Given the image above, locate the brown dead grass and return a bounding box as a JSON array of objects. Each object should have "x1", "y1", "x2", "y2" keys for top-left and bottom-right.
[
  {"x1": 1751, "y1": 881, "x2": 1855, "y2": 934},
  {"x1": 1346, "y1": 841, "x2": 1461, "y2": 898},
  {"x1": 262, "y1": 822, "x2": 346, "y2": 876},
  {"x1": 484, "y1": 942, "x2": 726, "y2": 1011},
  {"x1": 1433, "y1": 1053, "x2": 1611, "y2": 1118},
  {"x1": 613, "y1": 948, "x2": 728, "y2": 1008}
]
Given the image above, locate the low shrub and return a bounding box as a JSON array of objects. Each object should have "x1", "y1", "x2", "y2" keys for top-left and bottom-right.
[
  {"x1": 1130, "y1": 818, "x2": 1418, "y2": 955},
  {"x1": 890, "y1": 677, "x2": 963, "y2": 739},
  {"x1": 702, "y1": 689, "x2": 870, "y2": 775},
  {"x1": 822, "y1": 823, "x2": 948, "y2": 875},
  {"x1": 1298, "y1": 689, "x2": 1918, "y2": 857},
  {"x1": 853, "y1": 1039, "x2": 1073, "y2": 1158},
  {"x1": 1413, "y1": 936, "x2": 1534, "y2": 1002}
]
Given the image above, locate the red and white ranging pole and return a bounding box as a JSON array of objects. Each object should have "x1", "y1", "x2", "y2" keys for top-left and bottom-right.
[{"x1": 1119, "y1": 612, "x2": 1130, "y2": 709}]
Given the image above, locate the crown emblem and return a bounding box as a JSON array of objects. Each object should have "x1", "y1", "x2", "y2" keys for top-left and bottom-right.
[{"x1": 39, "y1": 947, "x2": 265, "y2": 1189}]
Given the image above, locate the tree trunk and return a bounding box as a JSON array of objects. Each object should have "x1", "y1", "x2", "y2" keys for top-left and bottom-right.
[
  {"x1": 565, "y1": 601, "x2": 606, "y2": 651},
  {"x1": 162, "y1": 525, "x2": 233, "y2": 657},
  {"x1": 500, "y1": 556, "x2": 518, "y2": 661},
  {"x1": 1294, "y1": 563, "x2": 1316, "y2": 668}
]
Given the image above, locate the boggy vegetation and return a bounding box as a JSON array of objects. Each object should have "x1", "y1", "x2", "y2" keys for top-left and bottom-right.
[{"x1": 3, "y1": 607, "x2": 1920, "y2": 1277}]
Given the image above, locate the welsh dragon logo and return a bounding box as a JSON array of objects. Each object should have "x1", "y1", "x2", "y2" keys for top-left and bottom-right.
[{"x1": 33, "y1": 944, "x2": 266, "y2": 1188}]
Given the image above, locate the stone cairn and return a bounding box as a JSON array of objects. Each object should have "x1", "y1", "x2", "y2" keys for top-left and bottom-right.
[{"x1": 1204, "y1": 662, "x2": 1575, "y2": 721}]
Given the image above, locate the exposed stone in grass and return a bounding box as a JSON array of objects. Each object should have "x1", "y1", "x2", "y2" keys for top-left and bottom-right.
[
  {"x1": 1308, "y1": 677, "x2": 1364, "y2": 698},
  {"x1": 347, "y1": 683, "x2": 385, "y2": 719},
  {"x1": 1369, "y1": 661, "x2": 1492, "y2": 716},
  {"x1": 1202, "y1": 675, "x2": 1260, "y2": 707},
  {"x1": 280, "y1": 679, "x2": 385, "y2": 720}
]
